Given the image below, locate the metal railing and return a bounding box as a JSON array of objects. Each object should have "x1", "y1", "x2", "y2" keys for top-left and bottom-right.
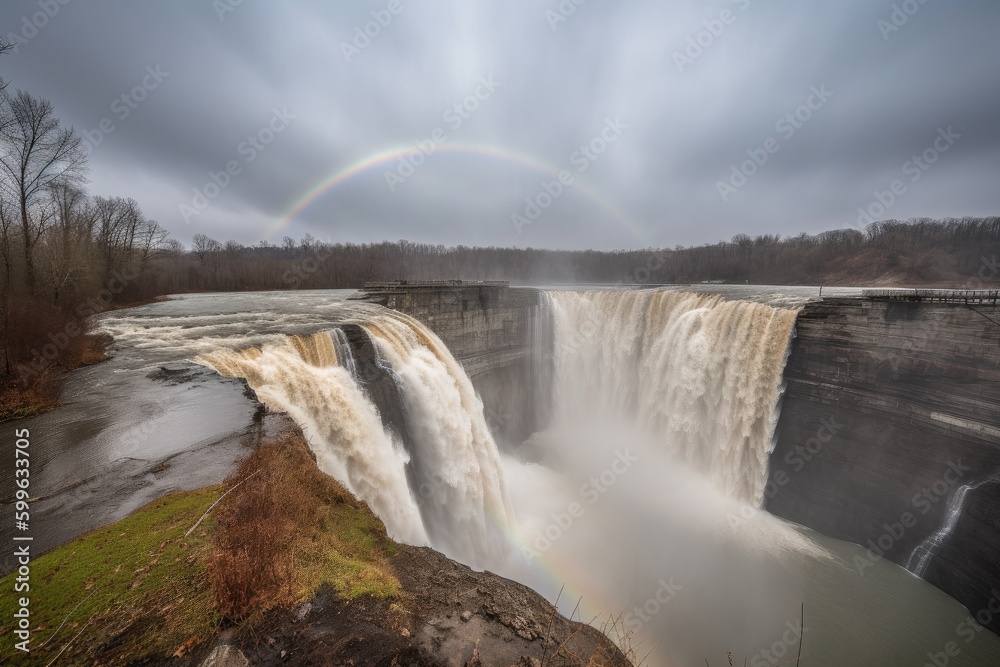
[
  {"x1": 362, "y1": 280, "x2": 509, "y2": 290},
  {"x1": 862, "y1": 289, "x2": 1000, "y2": 304}
]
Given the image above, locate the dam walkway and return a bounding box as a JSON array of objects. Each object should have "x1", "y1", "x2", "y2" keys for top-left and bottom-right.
[{"x1": 862, "y1": 288, "x2": 1000, "y2": 304}]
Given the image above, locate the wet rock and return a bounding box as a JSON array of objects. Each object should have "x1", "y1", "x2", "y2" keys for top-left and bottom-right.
[
  {"x1": 294, "y1": 602, "x2": 312, "y2": 621},
  {"x1": 199, "y1": 644, "x2": 248, "y2": 667}
]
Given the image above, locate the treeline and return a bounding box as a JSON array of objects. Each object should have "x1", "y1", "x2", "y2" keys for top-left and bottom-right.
[
  {"x1": 0, "y1": 76, "x2": 175, "y2": 414},
  {"x1": 158, "y1": 216, "x2": 999, "y2": 294}
]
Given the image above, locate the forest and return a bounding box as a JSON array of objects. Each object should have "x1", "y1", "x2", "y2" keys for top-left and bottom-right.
[{"x1": 1, "y1": 75, "x2": 998, "y2": 417}]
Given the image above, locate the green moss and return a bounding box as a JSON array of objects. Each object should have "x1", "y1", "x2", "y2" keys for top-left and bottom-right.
[
  {"x1": 0, "y1": 487, "x2": 222, "y2": 665},
  {"x1": 293, "y1": 493, "x2": 400, "y2": 602}
]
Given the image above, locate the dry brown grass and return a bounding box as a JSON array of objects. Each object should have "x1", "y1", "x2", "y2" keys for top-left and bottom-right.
[
  {"x1": 208, "y1": 433, "x2": 399, "y2": 623},
  {"x1": 77, "y1": 332, "x2": 112, "y2": 365},
  {"x1": 0, "y1": 367, "x2": 58, "y2": 419}
]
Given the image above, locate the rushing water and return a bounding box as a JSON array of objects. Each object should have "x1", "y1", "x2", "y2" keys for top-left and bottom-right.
[
  {"x1": 7, "y1": 288, "x2": 1000, "y2": 667},
  {"x1": 906, "y1": 474, "x2": 1000, "y2": 578},
  {"x1": 545, "y1": 290, "x2": 796, "y2": 505},
  {"x1": 198, "y1": 311, "x2": 515, "y2": 567}
]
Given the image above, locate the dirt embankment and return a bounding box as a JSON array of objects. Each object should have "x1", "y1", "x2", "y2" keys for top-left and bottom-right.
[{"x1": 1, "y1": 295, "x2": 170, "y2": 422}]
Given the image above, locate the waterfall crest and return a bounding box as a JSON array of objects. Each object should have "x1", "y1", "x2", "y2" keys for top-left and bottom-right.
[
  {"x1": 198, "y1": 330, "x2": 427, "y2": 545},
  {"x1": 197, "y1": 316, "x2": 514, "y2": 569},
  {"x1": 546, "y1": 290, "x2": 798, "y2": 505},
  {"x1": 362, "y1": 311, "x2": 515, "y2": 566}
]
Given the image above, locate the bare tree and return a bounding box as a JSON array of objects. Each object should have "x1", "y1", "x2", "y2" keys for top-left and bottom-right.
[
  {"x1": 135, "y1": 219, "x2": 169, "y2": 272},
  {"x1": 192, "y1": 233, "x2": 221, "y2": 266},
  {"x1": 40, "y1": 182, "x2": 93, "y2": 304},
  {"x1": 192, "y1": 233, "x2": 222, "y2": 279},
  {"x1": 222, "y1": 240, "x2": 245, "y2": 287},
  {"x1": 92, "y1": 196, "x2": 142, "y2": 280},
  {"x1": 0, "y1": 37, "x2": 13, "y2": 91},
  {"x1": 162, "y1": 238, "x2": 186, "y2": 255},
  {"x1": 0, "y1": 193, "x2": 17, "y2": 374},
  {"x1": 0, "y1": 90, "x2": 87, "y2": 291}
]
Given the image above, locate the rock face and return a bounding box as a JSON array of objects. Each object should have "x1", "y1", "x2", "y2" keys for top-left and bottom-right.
[
  {"x1": 394, "y1": 546, "x2": 628, "y2": 667},
  {"x1": 768, "y1": 298, "x2": 1000, "y2": 632},
  {"x1": 210, "y1": 545, "x2": 628, "y2": 667}
]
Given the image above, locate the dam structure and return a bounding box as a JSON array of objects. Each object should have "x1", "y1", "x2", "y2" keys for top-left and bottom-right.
[
  {"x1": 357, "y1": 281, "x2": 1000, "y2": 635},
  {"x1": 768, "y1": 295, "x2": 1000, "y2": 632}
]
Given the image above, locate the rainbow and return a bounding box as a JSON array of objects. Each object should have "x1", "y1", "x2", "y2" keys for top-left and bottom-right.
[
  {"x1": 266, "y1": 142, "x2": 646, "y2": 243},
  {"x1": 500, "y1": 525, "x2": 628, "y2": 631}
]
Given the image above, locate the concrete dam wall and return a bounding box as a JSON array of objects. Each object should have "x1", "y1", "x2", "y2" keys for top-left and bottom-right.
[
  {"x1": 363, "y1": 284, "x2": 1000, "y2": 632},
  {"x1": 767, "y1": 297, "x2": 1000, "y2": 632}
]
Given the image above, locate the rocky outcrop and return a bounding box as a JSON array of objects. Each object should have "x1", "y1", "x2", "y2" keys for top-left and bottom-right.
[
  {"x1": 768, "y1": 297, "x2": 1000, "y2": 632},
  {"x1": 196, "y1": 545, "x2": 628, "y2": 667}
]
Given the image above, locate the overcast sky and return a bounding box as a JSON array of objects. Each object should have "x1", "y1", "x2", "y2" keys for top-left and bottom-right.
[{"x1": 1, "y1": 0, "x2": 997, "y2": 250}]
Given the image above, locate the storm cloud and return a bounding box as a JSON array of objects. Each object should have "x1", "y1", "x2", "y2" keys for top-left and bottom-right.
[{"x1": 1, "y1": 0, "x2": 997, "y2": 250}]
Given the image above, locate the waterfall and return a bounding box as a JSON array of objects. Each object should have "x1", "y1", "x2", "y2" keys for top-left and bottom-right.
[
  {"x1": 197, "y1": 317, "x2": 514, "y2": 570},
  {"x1": 529, "y1": 290, "x2": 555, "y2": 428},
  {"x1": 331, "y1": 327, "x2": 357, "y2": 378},
  {"x1": 197, "y1": 331, "x2": 427, "y2": 545},
  {"x1": 545, "y1": 289, "x2": 798, "y2": 505},
  {"x1": 195, "y1": 289, "x2": 795, "y2": 565},
  {"x1": 286, "y1": 330, "x2": 338, "y2": 367},
  {"x1": 905, "y1": 474, "x2": 999, "y2": 577},
  {"x1": 361, "y1": 311, "x2": 514, "y2": 567}
]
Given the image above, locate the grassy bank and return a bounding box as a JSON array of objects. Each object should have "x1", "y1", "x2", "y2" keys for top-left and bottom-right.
[{"x1": 0, "y1": 432, "x2": 398, "y2": 665}]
